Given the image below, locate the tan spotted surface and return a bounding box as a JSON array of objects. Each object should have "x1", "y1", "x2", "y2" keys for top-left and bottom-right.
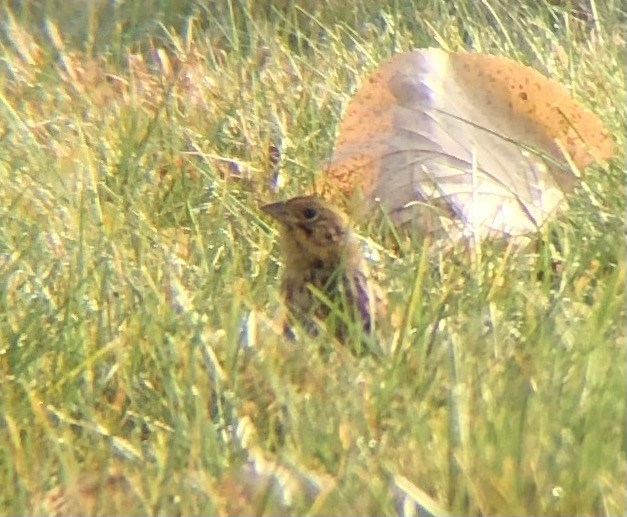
[
  {"x1": 318, "y1": 49, "x2": 613, "y2": 241},
  {"x1": 448, "y1": 51, "x2": 613, "y2": 170}
]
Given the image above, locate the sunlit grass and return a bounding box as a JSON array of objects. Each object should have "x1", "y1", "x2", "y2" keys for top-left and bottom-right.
[{"x1": 0, "y1": 0, "x2": 625, "y2": 515}]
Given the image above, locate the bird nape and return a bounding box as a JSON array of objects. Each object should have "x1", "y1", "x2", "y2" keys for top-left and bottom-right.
[{"x1": 261, "y1": 196, "x2": 385, "y2": 352}]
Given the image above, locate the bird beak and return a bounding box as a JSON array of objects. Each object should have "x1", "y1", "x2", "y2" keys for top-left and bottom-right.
[{"x1": 260, "y1": 201, "x2": 288, "y2": 222}]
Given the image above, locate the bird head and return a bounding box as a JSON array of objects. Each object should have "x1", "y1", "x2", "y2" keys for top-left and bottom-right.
[{"x1": 261, "y1": 196, "x2": 354, "y2": 265}]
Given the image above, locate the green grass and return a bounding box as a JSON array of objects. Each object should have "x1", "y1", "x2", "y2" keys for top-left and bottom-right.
[{"x1": 0, "y1": 0, "x2": 625, "y2": 515}]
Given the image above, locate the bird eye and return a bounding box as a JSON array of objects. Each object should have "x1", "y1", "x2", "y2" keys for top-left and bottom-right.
[{"x1": 303, "y1": 206, "x2": 318, "y2": 220}]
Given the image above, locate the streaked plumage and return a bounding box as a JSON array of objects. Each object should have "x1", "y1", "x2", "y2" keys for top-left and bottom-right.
[{"x1": 261, "y1": 196, "x2": 384, "y2": 343}]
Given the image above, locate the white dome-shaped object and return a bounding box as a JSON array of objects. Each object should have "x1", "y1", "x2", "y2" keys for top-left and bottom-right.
[{"x1": 319, "y1": 49, "x2": 613, "y2": 242}]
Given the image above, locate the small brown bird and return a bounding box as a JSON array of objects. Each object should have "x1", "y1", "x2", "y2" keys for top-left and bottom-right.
[{"x1": 261, "y1": 196, "x2": 384, "y2": 345}]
